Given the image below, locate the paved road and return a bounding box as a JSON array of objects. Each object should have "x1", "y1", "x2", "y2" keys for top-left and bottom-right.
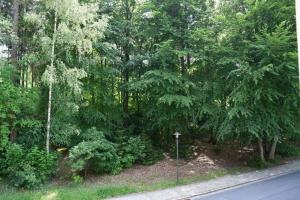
[{"x1": 192, "y1": 171, "x2": 300, "y2": 200}]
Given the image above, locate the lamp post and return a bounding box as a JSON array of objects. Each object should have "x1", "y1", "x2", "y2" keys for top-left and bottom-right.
[{"x1": 173, "y1": 132, "x2": 181, "y2": 184}]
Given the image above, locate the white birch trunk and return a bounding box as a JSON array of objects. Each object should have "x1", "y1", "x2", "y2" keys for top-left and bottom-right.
[{"x1": 46, "y1": 1, "x2": 58, "y2": 154}]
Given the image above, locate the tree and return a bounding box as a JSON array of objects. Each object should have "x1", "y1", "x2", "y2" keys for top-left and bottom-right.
[
  {"x1": 203, "y1": 0, "x2": 299, "y2": 161},
  {"x1": 25, "y1": 0, "x2": 108, "y2": 152}
]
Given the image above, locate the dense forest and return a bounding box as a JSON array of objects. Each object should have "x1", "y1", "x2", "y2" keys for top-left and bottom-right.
[{"x1": 0, "y1": 0, "x2": 299, "y2": 189}]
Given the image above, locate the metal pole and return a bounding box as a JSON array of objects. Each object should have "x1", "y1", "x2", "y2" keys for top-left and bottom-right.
[
  {"x1": 174, "y1": 132, "x2": 181, "y2": 184},
  {"x1": 176, "y1": 136, "x2": 179, "y2": 184}
]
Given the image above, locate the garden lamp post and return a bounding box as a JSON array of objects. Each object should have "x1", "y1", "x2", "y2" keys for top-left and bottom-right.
[{"x1": 174, "y1": 132, "x2": 181, "y2": 184}]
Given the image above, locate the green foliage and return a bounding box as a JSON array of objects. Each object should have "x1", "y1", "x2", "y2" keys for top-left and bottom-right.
[
  {"x1": 71, "y1": 175, "x2": 83, "y2": 185},
  {"x1": 140, "y1": 136, "x2": 164, "y2": 165},
  {"x1": 118, "y1": 136, "x2": 146, "y2": 168},
  {"x1": 170, "y1": 143, "x2": 194, "y2": 160},
  {"x1": 0, "y1": 65, "x2": 41, "y2": 151},
  {"x1": 0, "y1": 67, "x2": 20, "y2": 151},
  {"x1": 69, "y1": 140, "x2": 121, "y2": 175},
  {"x1": 80, "y1": 127, "x2": 105, "y2": 141},
  {"x1": 15, "y1": 119, "x2": 44, "y2": 148},
  {"x1": 3, "y1": 144, "x2": 56, "y2": 189},
  {"x1": 247, "y1": 156, "x2": 268, "y2": 169},
  {"x1": 276, "y1": 143, "x2": 300, "y2": 157},
  {"x1": 129, "y1": 70, "x2": 197, "y2": 135},
  {"x1": 201, "y1": 1, "x2": 299, "y2": 161}
]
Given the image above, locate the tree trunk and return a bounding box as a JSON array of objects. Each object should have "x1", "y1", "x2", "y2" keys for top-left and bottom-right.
[
  {"x1": 122, "y1": 59, "x2": 129, "y2": 127},
  {"x1": 269, "y1": 136, "x2": 278, "y2": 160},
  {"x1": 180, "y1": 56, "x2": 185, "y2": 75},
  {"x1": 123, "y1": 67, "x2": 129, "y2": 114},
  {"x1": 11, "y1": 0, "x2": 20, "y2": 84},
  {"x1": 9, "y1": 129, "x2": 17, "y2": 141},
  {"x1": 46, "y1": 1, "x2": 58, "y2": 154},
  {"x1": 31, "y1": 65, "x2": 34, "y2": 88},
  {"x1": 258, "y1": 138, "x2": 265, "y2": 162},
  {"x1": 187, "y1": 53, "x2": 191, "y2": 68}
]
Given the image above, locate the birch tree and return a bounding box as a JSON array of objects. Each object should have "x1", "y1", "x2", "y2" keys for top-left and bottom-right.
[
  {"x1": 25, "y1": 0, "x2": 108, "y2": 153},
  {"x1": 45, "y1": 0, "x2": 57, "y2": 154}
]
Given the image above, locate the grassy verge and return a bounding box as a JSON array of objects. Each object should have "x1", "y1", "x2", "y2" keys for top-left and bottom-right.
[{"x1": 0, "y1": 167, "x2": 248, "y2": 200}]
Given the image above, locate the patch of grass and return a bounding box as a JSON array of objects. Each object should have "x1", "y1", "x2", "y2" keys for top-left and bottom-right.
[{"x1": 0, "y1": 168, "x2": 249, "y2": 200}]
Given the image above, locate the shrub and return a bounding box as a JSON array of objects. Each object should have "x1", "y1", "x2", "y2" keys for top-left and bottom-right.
[
  {"x1": 170, "y1": 143, "x2": 194, "y2": 159},
  {"x1": 276, "y1": 143, "x2": 300, "y2": 157},
  {"x1": 71, "y1": 175, "x2": 83, "y2": 185},
  {"x1": 118, "y1": 136, "x2": 146, "y2": 168},
  {"x1": 4, "y1": 144, "x2": 56, "y2": 189},
  {"x1": 117, "y1": 135, "x2": 164, "y2": 167},
  {"x1": 140, "y1": 137, "x2": 164, "y2": 165},
  {"x1": 80, "y1": 127, "x2": 105, "y2": 141},
  {"x1": 247, "y1": 156, "x2": 268, "y2": 169},
  {"x1": 69, "y1": 140, "x2": 121, "y2": 175},
  {"x1": 15, "y1": 119, "x2": 44, "y2": 148}
]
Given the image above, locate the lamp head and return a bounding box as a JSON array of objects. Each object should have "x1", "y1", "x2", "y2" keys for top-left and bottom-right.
[{"x1": 173, "y1": 132, "x2": 181, "y2": 139}]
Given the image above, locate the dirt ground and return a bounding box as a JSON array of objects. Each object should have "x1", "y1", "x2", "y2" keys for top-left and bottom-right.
[{"x1": 83, "y1": 141, "x2": 255, "y2": 185}]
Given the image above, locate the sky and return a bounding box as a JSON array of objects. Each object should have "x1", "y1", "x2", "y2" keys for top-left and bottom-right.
[{"x1": 0, "y1": 45, "x2": 8, "y2": 58}]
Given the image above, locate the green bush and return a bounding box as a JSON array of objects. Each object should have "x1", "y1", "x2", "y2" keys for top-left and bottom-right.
[
  {"x1": 276, "y1": 143, "x2": 300, "y2": 157},
  {"x1": 118, "y1": 136, "x2": 146, "y2": 168},
  {"x1": 170, "y1": 143, "x2": 194, "y2": 159},
  {"x1": 4, "y1": 144, "x2": 56, "y2": 189},
  {"x1": 71, "y1": 175, "x2": 83, "y2": 185},
  {"x1": 247, "y1": 156, "x2": 268, "y2": 169},
  {"x1": 80, "y1": 127, "x2": 105, "y2": 141},
  {"x1": 15, "y1": 119, "x2": 44, "y2": 148},
  {"x1": 69, "y1": 140, "x2": 121, "y2": 175},
  {"x1": 140, "y1": 137, "x2": 164, "y2": 165},
  {"x1": 117, "y1": 135, "x2": 164, "y2": 167}
]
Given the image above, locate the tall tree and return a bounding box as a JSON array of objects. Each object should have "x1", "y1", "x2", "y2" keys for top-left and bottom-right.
[
  {"x1": 11, "y1": 0, "x2": 20, "y2": 84},
  {"x1": 99, "y1": 0, "x2": 137, "y2": 127},
  {"x1": 46, "y1": 0, "x2": 58, "y2": 153}
]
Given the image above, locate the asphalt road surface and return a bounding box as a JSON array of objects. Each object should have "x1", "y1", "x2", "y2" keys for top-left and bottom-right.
[{"x1": 192, "y1": 170, "x2": 300, "y2": 200}]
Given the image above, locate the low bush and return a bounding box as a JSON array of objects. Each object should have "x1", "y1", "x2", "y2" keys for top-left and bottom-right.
[
  {"x1": 140, "y1": 136, "x2": 164, "y2": 165},
  {"x1": 247, "y1": 156, "x2": 268, "y2": 169},
  {"x1": 118, "y1": 136, "x2": 146, "y2": 168},
  {"x1": 276, "y1": 143, "x2": 300, "y2": 157},
  {"x1": 69, "y1": 140, "x2": 121, "y2": 175},
  {"x1": 170, "y1": 143, "x2": 194, "y2": 159},
  {"x1": 118, "y1": 135, "x2": 164, "y2": 167},
  {"x1": 4, "y1": 143, "x2": 56, "y2": 189}
]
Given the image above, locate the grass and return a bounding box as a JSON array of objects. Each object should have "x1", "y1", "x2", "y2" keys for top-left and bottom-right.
[{"x1": 0, "y1": 167, "x2": 249, "y2": 200}]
